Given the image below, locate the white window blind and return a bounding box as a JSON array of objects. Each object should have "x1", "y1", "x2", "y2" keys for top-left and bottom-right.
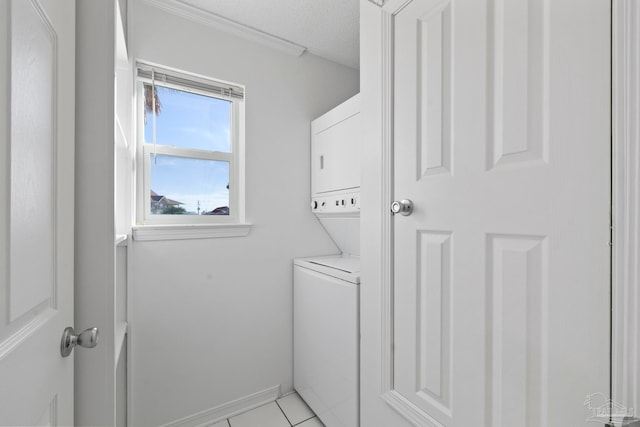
[{"x1": 136, "y1": 63, "x2": 244, "y2": 100}]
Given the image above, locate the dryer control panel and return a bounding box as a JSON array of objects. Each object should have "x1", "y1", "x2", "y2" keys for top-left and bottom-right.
[{"x1": 311, "y1": 190, "x2": 360, "y2": 214}]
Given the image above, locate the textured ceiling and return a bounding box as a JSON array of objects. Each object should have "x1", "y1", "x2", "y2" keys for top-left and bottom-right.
[{"x1": 177, "y1": 0, "x2": 360, "y2": 69}]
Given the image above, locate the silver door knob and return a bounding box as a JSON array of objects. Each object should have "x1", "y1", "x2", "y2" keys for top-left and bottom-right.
[
  {"x1": 60, "y1": 326, "x2": 99, "y2": 357},
  {"x1": 391, "y1": 199, "x2": 413, "y2": 216}
]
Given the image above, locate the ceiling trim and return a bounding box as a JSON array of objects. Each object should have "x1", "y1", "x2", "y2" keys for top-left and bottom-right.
[{"x1": 141, "y1": 0, "x2": 308, "y2": 57}]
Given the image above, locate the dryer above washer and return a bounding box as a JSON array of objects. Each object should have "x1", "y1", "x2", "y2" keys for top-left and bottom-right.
[{"x1": 310, "y1": 94, "x2": 361, "y2": 257}]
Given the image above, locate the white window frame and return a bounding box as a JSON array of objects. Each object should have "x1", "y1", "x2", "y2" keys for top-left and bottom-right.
[{"x1": 134, "y1": 62, "x2": 246, "y2": 227}]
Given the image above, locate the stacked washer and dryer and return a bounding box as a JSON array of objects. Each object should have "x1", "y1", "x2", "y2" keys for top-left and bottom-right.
[{"x1": 294, "y1": 94, "x2": 361, "y2": 427}]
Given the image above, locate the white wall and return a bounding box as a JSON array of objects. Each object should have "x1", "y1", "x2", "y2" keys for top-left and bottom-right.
[{"x1": 129, "y1": 2, "x2": 359, "y2": 425}]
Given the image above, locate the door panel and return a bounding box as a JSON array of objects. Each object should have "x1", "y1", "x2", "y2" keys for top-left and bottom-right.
[
  {"x1": 9, "y1": 0, "x2": 56, "y2": 322},
  {"x1": 390, "y1": 0, "x2": 610, "y2": 425},
  {"x1": 415, "y1": 231, "x2": 452, "y2": 412},
  {"x1": 487, "y1": 234, "x2": 546, "y2": 426},
  {"x1": 0, "y1": 0, "x2": 75, "y2": 425},
  {"x1": 489, "y1": 0, "x2": 547, "y2": 168},
  {"x1": 416, "y1": 1, "x2": 452, "y2": 178}
]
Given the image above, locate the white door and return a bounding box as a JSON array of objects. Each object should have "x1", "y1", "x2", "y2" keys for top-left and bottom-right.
[
  {"x1": 361, "y1": 0, "x2": 611, "y2": 426},
  {"x1": 0, "y1": 0, "x2": 76, "y2": 425}
]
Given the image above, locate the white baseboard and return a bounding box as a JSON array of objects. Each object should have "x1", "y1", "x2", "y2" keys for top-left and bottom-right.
[{"x1": 161, "y1": 384, "x2": 281, "y2": 427}]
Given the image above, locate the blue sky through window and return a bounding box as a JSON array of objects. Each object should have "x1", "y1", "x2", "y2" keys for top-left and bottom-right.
[
  {"x1": 145, "y1": 85, "x2": 231, "y2": 152},
  {"x1": 145, "y1": 85, "x2": 232, "y2": 214}
]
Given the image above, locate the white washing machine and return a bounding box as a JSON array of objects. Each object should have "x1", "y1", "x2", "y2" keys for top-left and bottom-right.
[{"x1": 293, "y1": 255, "x2": 360, "y2": 427}]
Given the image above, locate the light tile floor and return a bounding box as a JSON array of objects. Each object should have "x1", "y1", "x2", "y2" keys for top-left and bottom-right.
[{"x1": 214, "y1": 392, "x2": 324, "y2": 427}]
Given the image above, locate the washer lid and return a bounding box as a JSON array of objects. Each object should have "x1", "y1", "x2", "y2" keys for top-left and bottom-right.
[
  {"x1": 294, "y1": 255, "x2": 360, "y2": 284},
  {"x1": 307, "y1": 255, "x2": 360, "y2": 273}
]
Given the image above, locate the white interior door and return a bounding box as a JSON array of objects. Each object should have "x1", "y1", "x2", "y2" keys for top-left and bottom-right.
[
  {"x1": 362, "y1": 0, "x2": 611, "y2": 425},
  {"x1": 0, "y1": 0, "x2": 75, "y2": 425}
]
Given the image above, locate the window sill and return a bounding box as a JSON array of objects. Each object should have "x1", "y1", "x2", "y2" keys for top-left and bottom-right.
[{"x1": 132, "y1": 223, "x2": 252, "y2": 241}]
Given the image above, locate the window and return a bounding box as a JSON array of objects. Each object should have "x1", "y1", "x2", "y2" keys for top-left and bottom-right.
[{"x1": 136, "y1": 63, "x2": 245, "y2": 226}]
